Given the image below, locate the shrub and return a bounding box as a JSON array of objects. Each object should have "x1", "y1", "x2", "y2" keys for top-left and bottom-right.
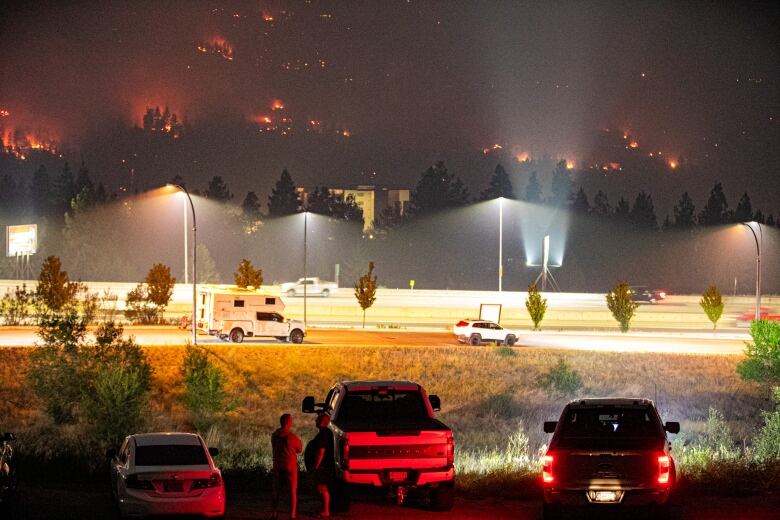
[
  {"x1": 36, "y1": 255, "x2": 81, "y2": 312},
  {"x1": 145, "y1": 263, "x2": 175, "y2": 312},
  {"x1": 125, "y1": 284, "x2": 159, "y2": 324},
  {"x1": 736, "y1": 320, "x2": 780, "y2": 392},
  {"x1": 180, "y1": 346, "x2": 233, "y2": 432},
  {"x1": 700, "y1": 285, "x2": 724, "y2": 329},
  {"x1": 78, "y1": 289, "x2": 100, "y2": 324},
  {"x1": 699, "y1": 407, "x2": 735, "y2": 457},
  {"x1": 753, "y1": 387, "x2": 780, "y2": 461},
  {"x1": 537, "y1": 358, "x2": 583, "y2": 396},
  {"x1": 0, "y1": 284, "x2": 33, "y2": 325},
  {"x1": 99, "y1": 288, "x2": 119, "y2": 322},
  {"x1": 525, "y1": 282, "x2": 547, "y2": 331},
  {"x1": 606, "y1": 280, "x2": 639, "y2": 333},
  {"x1": 233, "y1": 258, "x2": 263, "y2": 288}
]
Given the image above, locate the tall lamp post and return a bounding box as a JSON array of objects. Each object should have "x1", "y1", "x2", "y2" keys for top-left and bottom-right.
[
  {"x1": 168, "y1": 184, "x2": 197, "y2": 345},
  {"x1": 742, "y1": 222, "x2": 762, "y2": 321},
  {"x1": 303, "y1": 211, "x2": 308, "y2": 327},
  {"x1": 498, "y1": 197, "x2": 504, "y2": 292}
]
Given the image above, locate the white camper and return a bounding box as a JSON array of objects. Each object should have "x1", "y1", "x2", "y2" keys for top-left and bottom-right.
[{"x1": 196, "y1": 285, "x2": 305, "y2": 343}]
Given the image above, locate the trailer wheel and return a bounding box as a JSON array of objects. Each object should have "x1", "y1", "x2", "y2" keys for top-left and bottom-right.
[
  {"x1": 289, "y1": 329, "x2": 304, "y2": 344},
  {"x1": 229, "y1": 328, "x2": 244, "y2": 343}
]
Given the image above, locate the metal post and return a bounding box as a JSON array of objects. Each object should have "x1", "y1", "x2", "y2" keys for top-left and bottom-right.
[
  {"x1": 498, "y1": 197, "x2": 503, "y2": 292},
  {"x1": 303, "y1": 211, "x2": 308, "y2": 328},
  {"x1": 170, "y1": 184, "x2": 197, "y2": 345},
  {"x1": 743, "y1": 223, "x2": 762, "y2": 321},
  {"x1": 183, "y1": 196, "x2": 188, "y2": 284}
]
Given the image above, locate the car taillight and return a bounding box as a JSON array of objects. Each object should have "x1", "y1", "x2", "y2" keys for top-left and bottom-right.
[
  {"x1": 658, "y1": 292, "x2": 667, "y2": 299},
  {"x1": 341, "y1": 438, "x2": 350, "y2": 470},
  {"x1": 446, "y1": 436, "x2": 454, "y2": 467},
  {"x1": 657, "y1": 455, "x2": 670, "y2": 485},
  {"x1": 542, "y1": 455, "x2": 554, "y2": 484},
  {"x1": 455, "y1": 321, "x2": 468, "y2": 327},
  {"x1": 192, "y1": 472, "x2": 222, "y2": 490},
  {"x1": 125, "y1": 474, "x2": 155, "y2": 490}
]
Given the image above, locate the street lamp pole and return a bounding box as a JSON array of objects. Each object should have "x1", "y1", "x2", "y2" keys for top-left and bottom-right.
[
  {"x1": 742, "y1": 222, "x2": 762, "y2": 321},
  {"x1": 303, "y1": 211, "x2": 308, "y2": 328},
  {"x1": 498, "y1": 197, "x2": 504, "y2": 292},
  {"x1": 183, "y1": 196, "x2": 188, "y2": 284},
  {"x1": 169, "y1": 184, "x2": 197, "y2": 345}
]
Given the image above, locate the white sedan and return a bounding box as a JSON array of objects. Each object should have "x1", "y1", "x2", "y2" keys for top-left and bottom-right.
[
  {"x1": 454, "y1": 319, "x2": 519, "y2": 346},
  {"x1": 108, "y1": 432, "x2": 225, "y2": 519}
]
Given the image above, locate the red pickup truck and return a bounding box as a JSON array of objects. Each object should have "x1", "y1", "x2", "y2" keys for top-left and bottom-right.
[{"x1": 302, "y1": 380, "x2": 455, "y2": 512}]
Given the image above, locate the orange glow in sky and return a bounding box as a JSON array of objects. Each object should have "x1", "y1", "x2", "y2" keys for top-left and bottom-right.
[{"x1": 271, "y1": 99, "x2": 285, "y2": 111}]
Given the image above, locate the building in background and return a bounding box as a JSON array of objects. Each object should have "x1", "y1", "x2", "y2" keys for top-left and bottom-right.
[{"x1": 297, "y1": 185, "x2": 410, "y2": 232}]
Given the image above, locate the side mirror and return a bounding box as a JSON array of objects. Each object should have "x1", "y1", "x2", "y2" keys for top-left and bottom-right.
[
  {"x1": 105, "y1": 448, "x2": 117, "y2": 460},
  {"x1": 543, "y1": 421, "x2": 557, "y2": 434},
  {"x1": 429, "y1": 395, "x2": 441, "y2": 412},
  {"x1": 302, "y1": 396, "x2": 316, "y2": 414},
  {"x1": 664, "y1": 422, "x2": 680, "y2": 434},
  {"x1": 3, "y1": 432, "x2": 15, "y2": 442},
  {"x1": 208, "y1": 447, "x2": 220, "y2": 457}
]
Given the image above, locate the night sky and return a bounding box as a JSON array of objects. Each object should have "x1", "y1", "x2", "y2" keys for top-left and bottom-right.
[{"x1": 1, "y1": 1, "x2": 778, "y2": 210}]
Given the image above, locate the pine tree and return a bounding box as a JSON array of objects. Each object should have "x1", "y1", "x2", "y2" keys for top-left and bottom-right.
[
  {"x1": 480, "y1": 164, "x2": 514, "y2": 200},
  {"x1": 233, "y1": 259, "x2": 263, "y2": 288},
  {"x1": 205, "y1": 176, "x2": 232, "y2": 201},
  {"x1": 592, "y1": 190, "x2": 611, "y2": 216},
  {"x1": 53, "y1": 162, "x2": 78, "y2": 218},
  {"x1": 549, "y1": 160, "x2": 572, "y2": 206},
  {"x1": 267, "y1": 169, "x2": 301, "y2": 217},
  {"x1": 673, "y1": 192, "x2": 696, "y2": 227},
  {"x1": 241, "y1": 191, "x2": 262, "y2": 225},
  {"x1": 524, "y1": 172, "x2": 543, "y2": 203},
  {"x1": 734, "y1": 192, "x2": 753, "y2": 223},
  {"x1": 571, "y1": 187, "x2": 590, "y2": 213},
  {"x1": 698, "y1": 182, "x2": 730, "y2": 225},
  {"x1": 614, "y1": 197, "x2": 630, "y2": 218},
  {"x1": 409, "y1": 161, "x2": 469, "y2": 215},
  {"x1": 630, "y1": 191, "x2": 657, "y2": 229}
]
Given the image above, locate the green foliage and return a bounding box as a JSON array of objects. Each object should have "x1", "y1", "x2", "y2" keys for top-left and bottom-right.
[
  {"x1": 409, "y1": 161, "x2": 469, "y2": 215},
  {"x1": 736, "y1": 320, "x2": 780, "y2": 391},
  {"x1": 537, "y1": 358, "x2": 583, "y2": 396},
  {"x1": 525, "y1": 283, "x2": 547, "y2": 331},
  {"x1": 36, "y1": 255, "x2": 80, "y2": 311},
  {"x1": 267, "y1": 169, "x2": 300, "y2": 217},
  {"x1": 233, "y1": 258, "x2": 263, "y2": 288},
  {"x1": 180, "y1": 346, "x2": 233, "y2": 432},
  {"x1": 698, "y1": 407, "x2": 735, "y2": 457},
  {"x1": 78, "y1": 290, "x2": 100, "y2": 325},
  {"x1": 754, "y1": 388, "x2": 780, "y2": 461},
  {"x1": 204, "y1": 175, "x2": 232, "y2": 201},
  {"x1": 145, "y1": 263, "x2": 175, "y2": 308},
  {"x1": 124, "y1": 284, "x2": 159, "y2": 324},
  {"x1": 0, "y1": 284, "x2": 33, "y2": 325},
  {"x1": 480, "y1": 164, "x2": 514, "y2": 200},
  {"x1": 354, "y1": 261, "x2": 378, "y2": 328},
  {"x1": 606, "y1": 281, "x2": 639, "y2": 333},
  {"x1": 700, "y1": 285, "x2": 724, "y2": 329}
]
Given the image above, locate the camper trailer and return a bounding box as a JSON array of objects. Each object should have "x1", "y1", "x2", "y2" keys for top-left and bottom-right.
[{"x1": 196, "y1": 285, "x2": 306, "y2": 344}]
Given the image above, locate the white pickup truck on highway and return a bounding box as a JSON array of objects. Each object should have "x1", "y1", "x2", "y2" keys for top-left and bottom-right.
[{"x1": 280, "y1": 277, "x2": 338, "y2": 297}]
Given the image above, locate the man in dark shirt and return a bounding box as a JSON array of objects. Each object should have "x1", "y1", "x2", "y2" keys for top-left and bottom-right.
[
  {"x1": 313, "y1": 413, "x2": 335, "y2": 517},
  {"x1": 271, "y1": 413, "x2": 303, "y2": 520}
]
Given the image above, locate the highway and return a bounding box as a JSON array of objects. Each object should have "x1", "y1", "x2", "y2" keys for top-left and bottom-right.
[{"x1": 0, "y1": 326, "x2": 749, "y2": 354}]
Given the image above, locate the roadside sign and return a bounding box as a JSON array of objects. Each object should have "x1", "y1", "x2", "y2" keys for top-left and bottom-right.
[
  {"x1": 479, "y1": 303, "x2": 502, "y2": 323},
  {"x1": 409, "y1": 279, "x2": 415, "y2": 290},
  {"x1": 6, "y1": 224, "x2": 37, "y2": 256}
]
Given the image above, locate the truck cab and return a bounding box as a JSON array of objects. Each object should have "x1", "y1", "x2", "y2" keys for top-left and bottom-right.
[{"x1": 219, "y1": 311, "x2": 305, "y2": 344}]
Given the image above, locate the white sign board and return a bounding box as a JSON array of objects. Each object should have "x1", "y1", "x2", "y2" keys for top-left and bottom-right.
[
  {"x1": 479, "y1": 303, "x2": 502, "y2": 323},
  {"x1": 6, "y1": 224, "x2": 37, "y2": 256}
]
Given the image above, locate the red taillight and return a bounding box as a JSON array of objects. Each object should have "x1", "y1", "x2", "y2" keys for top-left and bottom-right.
[
  {"x1": 191, "y1": 472, "x2": 222, "y2": 490},
  {"x1": 456, "y1": 321, "x2": 468, "y2": 327},
  {"x1": 446, "y1": 436, "x2": 454, "y2": 467},
  {"x1": 341, "y1": 438, "x2": 350, "y2": 470},
  {"x1": 657, "y1": 455, "x2": 670, "y2": 485},
  {"x1": 542, "y1": 454, "x2": 554, "y2": 484},
  {"x1": 125, "y1": 474, "x2": 155, "y2": 490}
]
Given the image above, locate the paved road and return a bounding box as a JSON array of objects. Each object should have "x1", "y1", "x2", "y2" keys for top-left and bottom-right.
[{"x1": 0, "y1": 326, "x2": 749, "y2": 354}]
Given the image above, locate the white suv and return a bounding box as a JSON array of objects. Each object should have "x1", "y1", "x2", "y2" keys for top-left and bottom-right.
[{"x1": 453, "y1": 320, "x2": 519, "y2": 346}]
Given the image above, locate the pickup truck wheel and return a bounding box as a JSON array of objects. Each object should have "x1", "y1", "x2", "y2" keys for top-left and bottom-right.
[
  {"x1": 286, "y1": 289, "x2": 296, "y2": 297},
  {"x1": 429, "y1": 483, "x2": 454, "y2": 512},
  {"x1": 321, "y1": 288, "x2": 330, "y2": 297},
  {"x1": 505, "y1": 335, "x2": 516, "y2": 347},
  {"x1": 289, "y1": 329, "x2": 304, "y2": 344},
  {"x1": 229, "y1": 328, "x2": 244, "y2": 343},
  {"x1": 469, "y1": 334, "x2": 481, "y2": 346},
  {"x1": 331, "y1": 482, "x2": 351, "y2": 513}
]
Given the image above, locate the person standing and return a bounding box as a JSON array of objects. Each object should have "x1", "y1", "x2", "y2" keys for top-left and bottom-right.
[
  {"x1": 313, "y1": 413, "x2": 335, "y2": 518},
  {"x1": 271, "y1": 413, "x2": 303, "y2": 520}
]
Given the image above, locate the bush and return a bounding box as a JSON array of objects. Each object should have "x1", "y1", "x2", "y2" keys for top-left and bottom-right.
[
  {"x1": 699, "y1": 407, "x2": 735, "y2": 457},
  {"x1": 525, "y1": 283, "x2": 547, "y2": 331},
  {"x1": 124, "y1": 284, "x2": 159, "y2": 324},
  {"x1": 145, "y1": 263, "x2": 175, "y2": 311},
  {"x1": 82, "y1": 364, "x2": 150, "y2": 446},
  {"x1": 736, "y1": 320, "x2": 780, "y2": 392},
  {"x1": 36, "y1": 255, "x2": 81, "y2": 312},
  {"x1": 233, "y1": 258, "x2": 262, "y2": 288},
  {"x1": 754, "y1": 387, "x2": 780, "y2": 461},
  {"x1": 700, "y1": 285, "x2": 724, "y2": 329},
  {"x1": 606, "y1": 280, "x2": 639, "y2": 333},
  {"x1": 78, "y1": 289, "x2": 100, "y2": 324},
  {"x1": 0, "y1": 284, "x2": 33, "y2": 325},
  {"x1": 537, "y1": 358, "x2": 583, "y2": 396},
  {"x1": 180, "y1": 346, "x2": 233, "y2": 432}
]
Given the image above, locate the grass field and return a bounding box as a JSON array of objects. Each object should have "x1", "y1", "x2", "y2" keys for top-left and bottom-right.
[{"x1": 2, "y1": 343, "x2": 777, "y2": 494}]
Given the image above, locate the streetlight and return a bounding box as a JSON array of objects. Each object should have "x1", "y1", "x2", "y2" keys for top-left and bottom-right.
[
  {"x1": 741, "y1": 221, "x2": 762, "y2": 321},
  {"x1": 167, "y1": 184, "x2": 197, "y2": 345},
  {"x1": 498, "y1": 197, "x2": 504, "y2": 292},
  {"x1": 303, "y1": 211, "x2": 308, "y2": 328},
  {"x1": 180, "y1": 192, "x2": 188, "y2": 284}
]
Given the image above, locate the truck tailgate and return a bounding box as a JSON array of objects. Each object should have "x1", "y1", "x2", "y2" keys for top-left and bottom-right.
[
  {"x1": 555, "y1": 450, "x2": 658, "y2": 488},
  {"x1": 345, "y1": 430, "x2": 451, "y2": 470}
]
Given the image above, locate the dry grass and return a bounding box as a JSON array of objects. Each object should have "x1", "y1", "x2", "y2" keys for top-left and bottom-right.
[{"x1": 1, "y1": 344, "x2": 774, "y2": 491}]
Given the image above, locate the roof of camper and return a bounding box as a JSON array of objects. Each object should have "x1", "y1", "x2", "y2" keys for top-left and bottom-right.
[{"x1": 199, "y1": 284, "x2": 278, "y2": 297}]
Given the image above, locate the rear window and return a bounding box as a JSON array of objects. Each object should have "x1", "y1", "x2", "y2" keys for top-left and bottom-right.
[
  {"x1": 337, "y1": 390, "x2": 429, "y2": 425},
  {"x1": 559, "y1": 406, "x2": 662, "y2": 439},
  {"x1": 134, "y1": 444, "x2": 208, "y2": 466}
]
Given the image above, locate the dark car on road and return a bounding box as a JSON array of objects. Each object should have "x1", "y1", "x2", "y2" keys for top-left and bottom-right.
[
  {"x1": 541, "y1": 398, "x2": 679, "y2": 519},
  {"x1": 630, "y1": 286, "x2": 667, "y2": 304}
]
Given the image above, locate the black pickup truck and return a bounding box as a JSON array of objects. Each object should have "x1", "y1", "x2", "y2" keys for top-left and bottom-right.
[
  {"x1": 542, "y1": 398, "x2": 679, "y2": 519},
  {"x1": 302, "y1": 380, "x2": 455, "y2": 512}
]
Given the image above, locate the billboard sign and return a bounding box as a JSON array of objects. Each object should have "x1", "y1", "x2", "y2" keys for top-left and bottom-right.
[
  {"x1": 6, "y1": 224, "x2": 37, "y2": 256},
  {"x1": 479, "y1": 303, "x2": 502, "y2": 323}
]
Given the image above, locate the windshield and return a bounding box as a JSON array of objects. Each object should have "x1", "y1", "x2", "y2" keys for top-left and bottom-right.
[
  {"x1": 134, "y1": 444, "x2": 208, "y2": 466},
  {"x1": 559, "y1": 406, "x2": 662, "y2": 439},
  {"x1": 337, "y1": 390, "x2": 429, "y2": 427}
]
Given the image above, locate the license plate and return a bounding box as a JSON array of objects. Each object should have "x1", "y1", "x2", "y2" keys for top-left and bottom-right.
[
  {"x1": 388, "y1": 471, "x2": 407, "y2": 481},
  {"x1": 592, "y1": 491, "x2": 618, "y2": 503},
  {"x1": 164, "y1": 481, "x2": 184, "y2": 492}
]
